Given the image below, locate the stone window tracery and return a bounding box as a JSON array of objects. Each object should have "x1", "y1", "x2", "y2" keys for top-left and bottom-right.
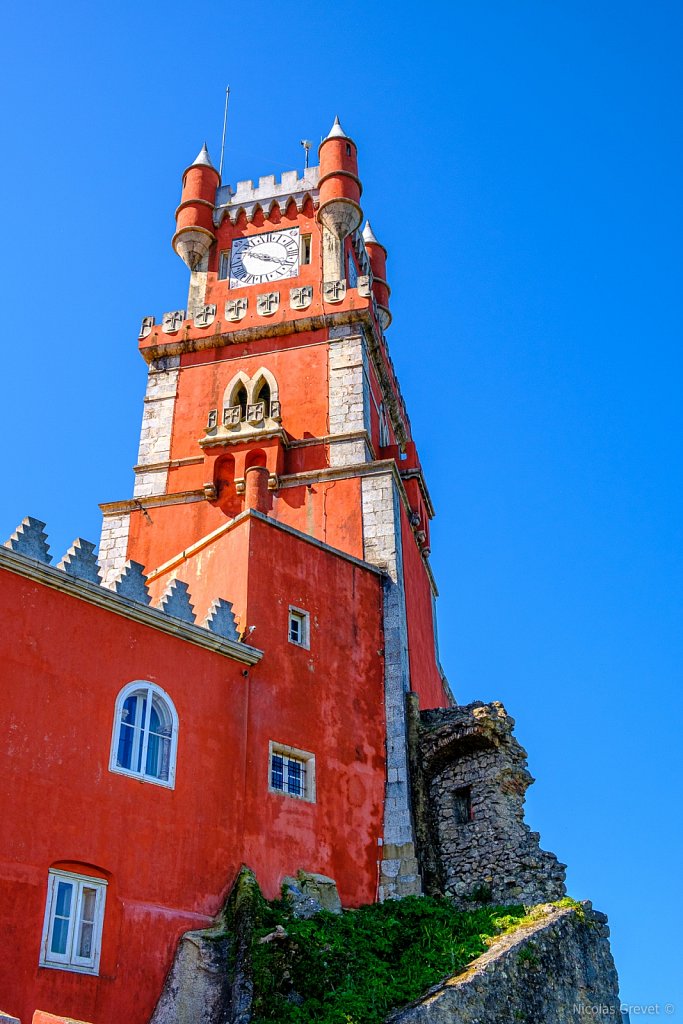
[{"x1": 205, "y1": 368, "x2": 282, "y2": 441}]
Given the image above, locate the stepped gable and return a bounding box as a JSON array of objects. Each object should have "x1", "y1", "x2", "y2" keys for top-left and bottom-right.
[
  {"x1": 157, "y1": 579, "x2": 196, "y2": 623},
  {"x1": 56, "y1": 538, "x2": 102, "y2": 585},
  {"x1": 203, "y1": 597, "x2": 239, "y2": 641},
  {"x1": 112, "y1": 559, "x2": 151, "y2": 604},
  {"x1": 4, "y1": 516, "x2": 52, "y2": 563}
]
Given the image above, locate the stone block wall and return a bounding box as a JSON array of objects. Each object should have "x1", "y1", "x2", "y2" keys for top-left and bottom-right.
[
  {"x1": 327, "y1": 328, "x2": 372, "y2": 467},
  {"x1": 413, "y1": 701, "x2": 566, "y2": 906},
  {"x1": 133, "y1": 355, "x2": 180, "y2": 499},
  {"x1": 361, "y1": 472, "x2": 421, "y2": 899}
]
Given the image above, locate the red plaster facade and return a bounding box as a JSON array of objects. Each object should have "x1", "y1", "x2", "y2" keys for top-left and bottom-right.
[{"x1": 0, "y1": 120, "x2": 450, "y2": 1023}]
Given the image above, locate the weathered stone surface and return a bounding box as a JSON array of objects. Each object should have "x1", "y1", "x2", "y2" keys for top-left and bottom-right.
[
  {"x1": 282, "y1": 870, "x2": 342, "y2": 918},
  {"x1": 150, "y1": 867, "x2": 260, "y2": 1024},
  {"x1": 148, "y1": 923, "x2": 231, "y2": 1024},
  {"x1": 412, "y1": 700, "x2": 566, "y2": 907},
  {"x1": 386, "y1": 902, "x2": 621, "y2": 1023}
]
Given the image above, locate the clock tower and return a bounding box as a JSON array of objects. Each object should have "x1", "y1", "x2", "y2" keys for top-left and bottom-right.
[{"x1": 98, "y1": 118, "x2": 451, "y2": 899}]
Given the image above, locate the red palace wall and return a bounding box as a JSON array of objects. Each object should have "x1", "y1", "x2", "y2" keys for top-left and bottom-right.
[{"x1": 0, "y1": 539, "x2": 385, "y2": 1024}]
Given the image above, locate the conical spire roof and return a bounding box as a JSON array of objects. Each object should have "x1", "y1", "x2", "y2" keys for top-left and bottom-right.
[
  {"x1": 362, "y1": 221, "x2": 380, "y2": 245},
  {"x1": 191, "y1": 142, "x2": 216, "y2": 169},
  {"x1": 326, "y1": 116, "x2": 348, "y2": 140}
]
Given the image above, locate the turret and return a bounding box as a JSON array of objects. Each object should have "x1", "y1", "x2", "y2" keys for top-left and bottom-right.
[
  {"x1": 317, "y1": 117, "x2": 363, "y2": 280},
  {"x1": 363, "y1": 221, "x2": 391, "y2": 329},
  {"x1": 172, "y1": 143, "x2": 220, "y2": 270}
]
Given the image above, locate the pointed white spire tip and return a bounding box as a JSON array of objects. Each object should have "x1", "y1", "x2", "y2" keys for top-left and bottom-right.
[
  {"x1": 326, "y1": 115, "x2": 347, "y2": 140},
  {"x1": 363, "y1": 221, "x2": 379, "y2": 245},
  {"x1": 192, "y1": 142, "x2": 215, "y2": 169}
]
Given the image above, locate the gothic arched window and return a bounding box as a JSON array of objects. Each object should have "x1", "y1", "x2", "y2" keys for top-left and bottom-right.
[
  {"x1": 110, "y1": 681, "x2": 178, "y2": 788},
  {"x1": 235, "y1": 384, "x2": 248, "y2": 420},
  {"x1": 254, "y1": 379, "x2": 271, "y2": 417}
]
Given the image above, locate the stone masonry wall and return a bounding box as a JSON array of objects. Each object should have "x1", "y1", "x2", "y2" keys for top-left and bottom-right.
[
  {"x1": 98, "y1": 511, "x2": 131, "y2": 588},
  {"x1": 133, "y1": 355, "x2": 180, "y2": 499},
  {"x1": 387, "y1": 901, "x2": 622, "y2": 1023},
  {"x1": 416, "y1": 702, "x2": 566, "y2": 906},
  {"x1": 361, "y1": 472, "x2": 421, "y2": 899},
  {"x1": 328, "y1": 327, "x2": 372, "y2": 467}
]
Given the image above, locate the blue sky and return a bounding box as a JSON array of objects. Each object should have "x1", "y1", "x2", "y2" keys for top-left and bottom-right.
[{"x1": 2, "y1": 0, "x2": 681, "y2": 1012}]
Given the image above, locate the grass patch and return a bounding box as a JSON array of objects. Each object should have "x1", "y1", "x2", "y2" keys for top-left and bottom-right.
[{"x1": 251, "y1": 894, "x2": 527, "y2": 1024}]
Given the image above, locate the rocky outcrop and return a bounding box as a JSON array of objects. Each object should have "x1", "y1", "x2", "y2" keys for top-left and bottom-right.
[
  {"x1": 386, "y1": 901, "x2": 621, "y2": 1023},
  {"x1": 409, "y1": 698, "x2": 567, "y2": 906},
  {"x1": 150, "y1": 867, "x2": 260, "y2": 1024},
  {"x1": 282, "y1": 870, "x2": 342, "y2": 918}
]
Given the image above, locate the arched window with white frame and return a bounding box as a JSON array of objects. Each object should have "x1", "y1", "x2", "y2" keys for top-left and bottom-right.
[{"x1": 110, "y1": 681, "x2": 178, "y2": 788}]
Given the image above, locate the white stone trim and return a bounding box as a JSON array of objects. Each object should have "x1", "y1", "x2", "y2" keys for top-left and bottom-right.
[
  {"x1": 361, "y1": 473, "x2": 414, "y2": 850},
  {"x1": 98, "y1": 511, "x2": 131, "y2": 589},
  {"x1": 328, "y1": 331, "x2": 371, "y2": 467},
  {"x1": 134, "y1": 355, "x2": 180, "y2": 497}
]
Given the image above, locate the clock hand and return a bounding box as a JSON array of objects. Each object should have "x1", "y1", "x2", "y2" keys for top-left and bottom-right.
[{"x1": 247, "y1": 251, "x2": 291, "y2": 266}]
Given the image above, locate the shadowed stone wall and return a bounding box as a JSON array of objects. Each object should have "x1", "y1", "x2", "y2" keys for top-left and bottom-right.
[{"x1": 411, "y1": 700, "x2": 567, "y2": 906}]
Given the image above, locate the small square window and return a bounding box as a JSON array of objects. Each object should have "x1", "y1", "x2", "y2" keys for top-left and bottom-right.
[
  {"x1": 288, "y1": 607, "x2": 310, "y2": 649},
  {"x1": 300, "y1": 234, "x2": 312, "y2": 265},
  {"x1": 218, "y1": 251, "x2": 230, "y2": 280},
  {"x1": 40, "y1": 870, "x2": 107, "y2": 975},
  {"x1": 269, "y1": 742, "x2": 315, "y2": 802}
]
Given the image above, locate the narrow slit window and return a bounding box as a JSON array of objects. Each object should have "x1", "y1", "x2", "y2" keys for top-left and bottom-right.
[
  {"x1": 218, "y1": 251, "x2": 230, "y2": 280},
  {"x1": 300, "y1": 234, "x2": 312, "y2": 265}
]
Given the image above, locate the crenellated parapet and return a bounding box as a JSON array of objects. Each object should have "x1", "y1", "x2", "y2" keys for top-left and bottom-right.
[
  {"x1": 213, "y1": 167, "x2": 320, "y2": 227},
  {"x1": 3, "y1": 517, "x2": 245, "y2": 652}
]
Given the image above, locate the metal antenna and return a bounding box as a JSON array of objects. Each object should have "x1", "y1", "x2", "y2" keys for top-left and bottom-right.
[
  {"x1": 219, "y1": 86, "x2": 231, "y2": 179},
  {"x1": 300, "y1": 139, "x2": 312, "y2": 172}
]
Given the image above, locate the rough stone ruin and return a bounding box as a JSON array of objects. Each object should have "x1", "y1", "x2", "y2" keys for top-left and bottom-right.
[{"x1": 409, "y1": 698, "x2": 567, "y2": 907}]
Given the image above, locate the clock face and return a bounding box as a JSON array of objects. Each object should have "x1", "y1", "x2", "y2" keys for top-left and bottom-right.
[{"x1": 229, "y1": 228, "x2": 300, "y2": 287}]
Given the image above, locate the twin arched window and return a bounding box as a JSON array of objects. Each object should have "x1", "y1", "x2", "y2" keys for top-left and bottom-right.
[{"x1": 109, "y1": 681, "x2": 178, "y2": 788}]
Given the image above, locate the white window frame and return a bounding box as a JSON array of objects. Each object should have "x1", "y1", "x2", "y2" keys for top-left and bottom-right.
[
  {"x1": 40, "y1": 869, "x2": 107, "y2": 975},
  {"x1": 109, "y1": 680, "x2": 179, "y2": 789},
  {"x1": 288, "y1": 606, "x2": 310, "y2": 649},
  {"x1": 268, "y1": 741, "x2": 316, "y2": 803}
]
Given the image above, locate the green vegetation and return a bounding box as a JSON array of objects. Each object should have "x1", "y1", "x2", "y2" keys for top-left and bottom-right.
[
  {"x1": 251, "y1": 894, "x2": 527, "y2": 1024},
  {"x1": 516, "y1": 944, "x2": 539, "y2": 967}
]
